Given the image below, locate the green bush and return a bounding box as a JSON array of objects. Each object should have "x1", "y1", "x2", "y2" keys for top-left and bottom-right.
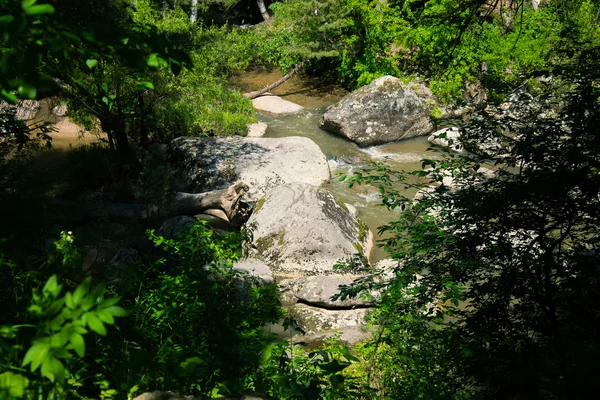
[{"x1": 94, "y1": 221, "x2": 282, "y2": 397}]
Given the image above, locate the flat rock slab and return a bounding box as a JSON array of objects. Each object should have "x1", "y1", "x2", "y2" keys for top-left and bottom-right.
[
  {"x1": 169, "y1": 136, "x2": 330, "y2": 201},
  {"x1": 320, "y1": 75, "x2": 434, "y2": 147},
  {"x1": 252, "y1": 94, "x2": 304, "y2": 115},
  {"x1": 279, "y1": 275, "x2": 377, "y2": 308},
  {"x1": 290, "y1": 303, "x2": 369, "y2": 335},
  {"x1": 245, "y1": 183, "x2": 373, "y2": 276}
]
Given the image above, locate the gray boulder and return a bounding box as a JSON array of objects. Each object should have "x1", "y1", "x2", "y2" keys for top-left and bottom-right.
[
  {"x1": 289, "y1": 303, "x2": 369, "y2": 335},
  {"x1": 280, "y1": 276, "x2": 376, "y2": 308},
  {"x1": 252, "y1": 94, "x2": 304, "y2": 115},
  {"x1": 245, "y1": 183, "x2": 373, "y2": 276},
  {"x1": 233, "y1": 258, "x2": 274, "y2": 285},
  {"x1": 320, "y1": 76, "x2": 434, "y2": 147},
  {"x1": 169, "y1": 136, "x2": 330, "y2": 201}
]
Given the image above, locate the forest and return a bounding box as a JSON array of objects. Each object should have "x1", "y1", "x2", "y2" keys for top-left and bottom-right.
[{"x1": 1, "y1": 0, "x2": 599, "y2": 399}]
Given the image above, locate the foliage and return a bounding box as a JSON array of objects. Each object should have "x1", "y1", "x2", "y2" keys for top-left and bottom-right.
[
  {"x1": 132, "y1": 0, "x2": 257, "y2": 140},
  {"x1": 0, "y1": 234, "x2": 127, "y2": 399},
  {"x1": 255, "y1": 335, "x2": 364, "y2": 400},
  {"x1": 341, "y1": 46, "x2": 600, "y2": 398},
  {"x1": 259, "y1": 1, "x2": 600, "y2": 102},
  {"x1": 91, "y1": 221, "x2": 282, "y2": 397}
]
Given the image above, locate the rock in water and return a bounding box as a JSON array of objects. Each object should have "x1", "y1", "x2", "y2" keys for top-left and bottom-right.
[
  {"x1": 251, "y1": 94, "x2": 304, "y2": 115},
  {"x1": 247, "y1": 121, "x2": 268, "y2": 137},
  {"x1": 320, "y1": 75, "x2": 434, "y2": 146},
  {"x1": 168, "y1": 136, "x2": 330, "y2": 201},
  {"x1": 244, "y1": 183, "x2": 373, "y2": 276}
]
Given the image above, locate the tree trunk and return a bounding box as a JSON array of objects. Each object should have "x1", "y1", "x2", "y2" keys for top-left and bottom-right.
[
  {"x1": 53, "y1": 183, "x2": 250, "y2": 225},
  {"x1": 243, "y1": 62, "x2": 305, "y2": 100},
  {"x1": 256, "y1": 0, "x2": 271, "y2": 22},
  {"x1": 190, "y1": 0, "x2": 198, "y2": 23}
]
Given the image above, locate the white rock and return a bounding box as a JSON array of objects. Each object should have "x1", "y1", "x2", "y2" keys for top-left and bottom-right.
[
  {"x1": 289, "y1": 303, "x2": 369, "y2": 335},
  {"x1": 233, "y1": 258, "x2": 274, "y2": 285},
  {"x1": 251, "y1": 94, "x2": 304, "y2": 115},
  {"x1": 427, "y1": 127, "x2": 466, "y2": 154},
  {"x1": 282, "y1": 275, "x2": 376, "y2": 308},
  {"x1": 169, "y1": 136, "x2": 331, "y2": 201},
  {"x1": 245, "y1": 183, "x2": 373, "y2": 276},
  {"x1": 247, "y1": 121, "x2": 268, "y2": 137}
]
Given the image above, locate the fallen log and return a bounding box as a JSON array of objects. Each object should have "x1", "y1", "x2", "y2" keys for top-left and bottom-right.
[
  {"x1": 53, "y1": 183, "x2": 250, "y2": 225},
  {"x1": 243, "y1": 62, "x2": 305, "y2": 100}
]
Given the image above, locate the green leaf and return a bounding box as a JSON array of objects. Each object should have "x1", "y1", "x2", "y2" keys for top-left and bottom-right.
[
  {"x1": 41, "y1": 357, "x2": 64, "y2": 383},
  {"x1": 65, "y1": 292, "x2": 74, "y2": 309},
  {"x1": 22, "y1": 342, "x2": 50, "y2": 372},
  {"x1": 86, "y1": 59, "x2": 98, "y2": 69},
  {"x1": 0, "y1": 15, "x2": 14, "y2": 24},
  {"x1": 85, "y1": 312, "x2": 107, "y2": 335},
  {"x1": 98, "y1": 297, "x2": 120, "y2": 309},
  {"x1": 135, "y1": 80, "x2": 154, "y2": 91},
  {"x1": 18, "y1": 83, "x2": 37, "y2": 100},
  {"x1": 72, "y1": 280, "x2": 89, "y2": 306},
  {"x1": 147, "y1": 53, "x2": 159, "y2": 68},
  {"x1": 42, "y1": 275, "x2": 57, "y2": 295},
  {"x1": 24, "y1": 4, "x2": 56, "y2": 15},
  {"x1": 21, "y1": 0, "x2": 37, "y2": 9},
  {"x1": 104, "y1": 306, "x2": 128, "y2": 317},
  {"x1": 1, "y1": 89, "x2": 18, "y2": 104},
  {"x1": 97, "y1": 309, "x2": 115, "y2": 324},
  {"x1": 69, "y1": 333, "x2": 85, "y2": 357}
]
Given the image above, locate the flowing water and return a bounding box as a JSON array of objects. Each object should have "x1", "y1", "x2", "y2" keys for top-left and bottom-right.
[{"x1": 231, "y1": 69, "x2": 443, "y2": 262}]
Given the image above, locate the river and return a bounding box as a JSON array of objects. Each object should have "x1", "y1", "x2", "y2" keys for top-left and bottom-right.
[{"x1": 231, "y1": 69, "x2": 441, "y2": 262}]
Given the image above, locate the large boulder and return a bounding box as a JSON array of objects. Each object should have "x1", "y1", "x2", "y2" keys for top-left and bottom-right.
[
  {"x1": 289, "y1": 303, "x2": 369, "y2": 335},
  {"x1": 169, "y1": 136, "x2": 330, "y2": 201},
  {"x1": 279, "y1": 276, "x2": 377, "y2": 308},
  {"x1": 244, "y1": 183, "x2": 373, "y2": 276},
  {"x1": 320, "y1": 76, "x2": 435, "y2": 147}
]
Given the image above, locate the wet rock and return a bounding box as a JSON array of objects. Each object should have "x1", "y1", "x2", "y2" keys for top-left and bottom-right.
[
  {"x1": 252, "y1": 94, "x2": 304, "y2": 115},
  {"x1": 320, "y1": 76, "x2": 435, "y2": 147},
  {"x1": 245, "y1": 183, "x2": 373, "y2": 276},
  {"x1": 247, "y1": 121, "x2": 268, "y2": 137},
  {"x1": 169, "y1": 136, "x2": 330, "y2": 201},
  {"x1": 289, "y1": 303, "x2": 369, "y2": 335}
]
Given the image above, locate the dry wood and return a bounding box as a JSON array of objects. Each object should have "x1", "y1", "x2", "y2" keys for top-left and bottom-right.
[
  {"x1": 53, "y1": 183, "x2": 250, "y2": 224},
  {"x1": 243, "y1": 62, "x2": 305, "y2": 100}
]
